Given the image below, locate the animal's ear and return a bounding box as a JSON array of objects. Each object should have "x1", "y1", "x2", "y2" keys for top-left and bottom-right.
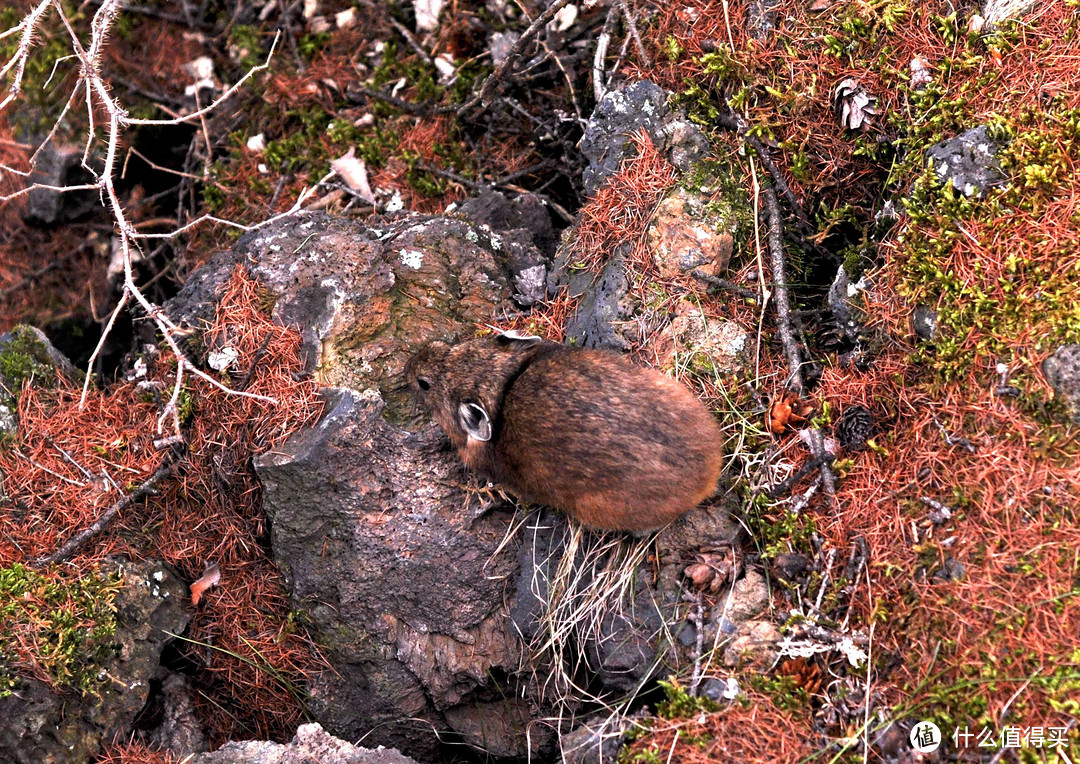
[
  {"x1": 494, "y1": 329, "x2": 543, "y2": 347},
  {"x1": 458, "y1": 402, "x2": 492, "y2": 442}
]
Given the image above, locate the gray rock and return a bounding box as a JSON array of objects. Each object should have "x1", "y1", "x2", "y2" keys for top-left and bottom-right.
[
  {"x1": 701, "y1": 677, "x2": 738, "y2": 702},
  {"x1": 562, "y1": 255, "x2": 631, "y2": 350},
  {"x1": 453, "y1": 190, "x2": 556, "y2": 306},
  {"x1": 658, "y1": 304, "x2": 751, "y2": 376},
  {"x1": 586, "y1": 570, "x2": 668, "y2": 691},
  {"x1": 933, "y1": 557, "x2": 965, "y2": 583},
  {"x1": 454, "y1": 188, "x2": 558, "y2": 258},
  {"x1": 912, "y1": 305, "x2": 938, "y2": 341},
  {"x1": 1043, "y1": 344, "x2": 1080, "y2": 423},
  {"x1": 770, "y1": 553, "x2": 810, "y2": 583},
  {"x1": 0, "y1": 560, "x2": 190, "y2": 764},
  {"x1": 23, "y1": 141, "x2": 98, "y2": 225},
  {"x1": 747, "y1": 0, "x2": 780, "y2": 39},
  {"x1": 165, "y1": 211, "x2": 520, "y2": 422},
  {"x1": 720, "y1": 568, "x2": 770, "y2": 622},
  {"x1": 254, "y1": 386, "x2": 530, "y2": 760},
  {"x1": 580, "y1": 81, "x2": 709, "y2": 195},
  {"x1": 187, "y1": 723, "x2": 420, "y2": 764},
  {"x1": 147, "y1": 674, "x2": 207, "y2": 757},
  {"x1": 647, "y1": 186, "x2": 738, "y2": 279},
  {"x1": 509, "y1": 509, "x2": 569, "y2": 643},
  {"x1": 924, "y1": 125, "x2": 1005, "y2": 198},
  {"x1": 511, "y1": 500, "x2": 741, "y2": 701},
  {"x1": 722, "y1": 619, "x2": 782, "y2": 668},
  {"x1": 560, "y1": 711, "x2": 640, "y2": 764},
  {"x1": 443, "y1": 698, "x2": 552, "y2": 758},
  {"x1": 827, "y1": 265, "x2": 866, "y2": 345}
]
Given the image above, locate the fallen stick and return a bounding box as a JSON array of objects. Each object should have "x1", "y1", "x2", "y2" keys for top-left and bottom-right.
[
  {"x1": 763, "y1": 187, "x2": 837, "y2": 504},
  {"x1": 458, "y1": 0, "x2": 574, "y2": 117},
  {"x1": 33, "y1": 460, "x2": 179, "y2": 568}
]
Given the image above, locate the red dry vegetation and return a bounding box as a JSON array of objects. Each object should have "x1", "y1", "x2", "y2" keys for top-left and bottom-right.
[
  {"x1": 0, "y1": 267, "x2": 326, "y2": 743},
  {"x1": 96, "y1": 738, "x2": 176, "y2": 764},
  {"x1": 604, "y1": 0, "x2": 1080, "y2": 751},
  {"x1": 623, "y1": 689, "x2": 816, "y2": 764}
]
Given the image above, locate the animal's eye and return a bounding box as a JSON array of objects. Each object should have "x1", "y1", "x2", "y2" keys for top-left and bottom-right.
[{"x1": 416, "y1": 377, "x2": 432, "y2": 391}]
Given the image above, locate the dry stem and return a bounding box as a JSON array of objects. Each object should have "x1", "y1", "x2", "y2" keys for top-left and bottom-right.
[{"x1": 0, "y1": 1, "x2": 332, "y2": 432}]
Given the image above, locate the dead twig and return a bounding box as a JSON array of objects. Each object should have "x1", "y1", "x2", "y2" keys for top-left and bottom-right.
[
  {"x1": 763, "y1": 454, "x2": 835, "y2": 499},
  {"x1": 457, "y1": 0, "x2": 574, "y2": 117},
  {"x1": 33, "y1": 458, "x2": 180, "y2": 568},
  {"x1": 592, "y1": 4, "x2": 619, "y2": 102},
  {"x1": 764, "y1": 188, "x2": 802, "y2": 391},
  {"x1": 346, "y1": 84, "x2": 455, "y2": 116},
  {"x1": 690, "y1": 268, "x2": 759, "y2": 300},
  {"x1": 618, "y1": 0, "x2": 651, "y2": 68},
  {"x1": 388, "y1": 16, "x2": 434, "y2": 67},
  {"x1": 715, "y1": 110, "x2": 817, "y2": 241},
  {"x1": 237, "y1": 334, "x2": 273, "y2": 392},
  {"x1": 764, "y1": 188, "x2": 837, "y2": 503}
]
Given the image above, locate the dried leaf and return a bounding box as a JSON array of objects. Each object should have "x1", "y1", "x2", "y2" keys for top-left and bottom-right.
[
  {"x1": 769, "y1": 391, "x2": 816, "y2": 434},
  {"x1": 207, "y1": 346, "x2": 240, "y2": 372},
  {"x1": 550, "y1": 4, "x2": 578, "y2": 32},
  {"x1": 833, "y1": 77, "x2": 879, "y2": 132},
  {"x1": 330, "y1": 148, "x2": 376, "y2": 203},
  {"x1": 335, "y1": 7, "x2": 356, "y2": 28},
  {"x1": 413, "y1": 0, "x2": 444, "y2": 31},
  {"x1": 190, "y1": 562, "x2": 221, "y2": 606}
]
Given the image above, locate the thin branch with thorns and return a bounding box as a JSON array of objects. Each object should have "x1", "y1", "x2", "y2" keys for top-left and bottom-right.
[{"x1": 0, "y1": 1, "x2": 339, "y2": 433}]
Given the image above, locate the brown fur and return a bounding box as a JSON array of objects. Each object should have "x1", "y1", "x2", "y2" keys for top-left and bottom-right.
[{"x1": 404, "y1": 335, "x2": 724, "y2": 532}]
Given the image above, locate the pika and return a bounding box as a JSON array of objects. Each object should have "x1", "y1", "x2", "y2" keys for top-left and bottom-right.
[{"x1": 405, "y1": 331, "x2": 724, "y2": 533}]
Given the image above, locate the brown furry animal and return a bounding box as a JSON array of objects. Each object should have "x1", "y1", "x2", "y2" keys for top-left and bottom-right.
[{"x1": 405, "y1": 332, "x2": 723, "y2": 532}]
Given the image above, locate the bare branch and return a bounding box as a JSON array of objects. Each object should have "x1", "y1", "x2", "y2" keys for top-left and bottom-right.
[
  {"x1": 764, "y1": 187, "x2": 803, "y2": 392},
  {"x1": 458, "y1": 0, "x2": 574, "y2": 117},
  {"x1": 123, "y1": 33, "x2": 280, "y2": 126},
  {"x1": 33, "y1": 459, "x2": 180, "y2": 568},
  {"x1": 0, "y1": 0, "x2": 53, "y2": 113},
  {"x1": 1, "y1": 0, "x2": 299, "y2": 427}
]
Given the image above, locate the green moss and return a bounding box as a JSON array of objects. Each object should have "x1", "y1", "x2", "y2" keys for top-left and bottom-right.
[
  {"x1": 743, "y1": 500, "x2": 818, "y2": 560},
  {"x1": 401, "y1": 150, "x2": 446, "y2": 196},
  {"x1": 655, "y1": 678, "x2": 719, "y2": 719},
  {"x1": 449, "y1": 60, "x2": 492, "y2": 104},
  {"x1": 298, "y1": 31, "x2": 331, "y2": 60},
  {"x1": 0, "y1": 564, "x2": 122, "y2": 697},
  {"x1": 177, "y1": 388, "x2": 195, "y2": 426},
  {"x1": 0, "y1": 6, "x2": 79, "y2": 137},
  {"x1": 748, "y1": 674, "x2": 811, "y2": 711},
  {"x1": 663, "y1": 35, "x2": 682, "y2": 63},
  {"x1": 228, "y1": 24, "x2": 264, "y2": 70},
  {"x1": 0, "y1": 326, "x2": 60, "y2": 393},
  {"x1": 370, "y1": 39, "x2": 441, "y2": 103},
  {"x1": 895, "y1": 114, "x2": 1080, "y2": 382}
]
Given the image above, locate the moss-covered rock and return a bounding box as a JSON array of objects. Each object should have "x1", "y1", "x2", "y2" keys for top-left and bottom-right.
[
  {"x1": 0, "y1": 325, "x2": 80, "y2": 436},
  {"x1": 0, "y1": 560, "x2": 190, "y2": 764}
]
